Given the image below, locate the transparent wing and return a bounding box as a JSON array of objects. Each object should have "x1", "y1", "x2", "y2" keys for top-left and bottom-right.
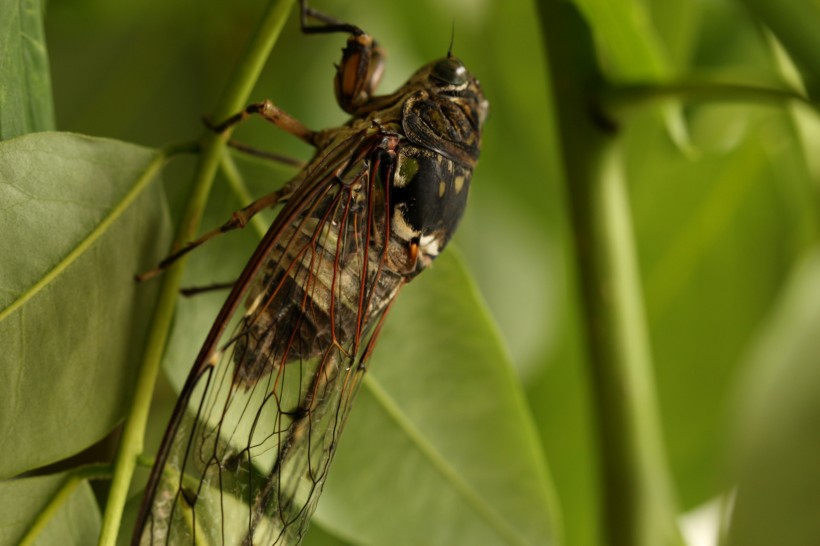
[{"x1": 134, "y1": 129, "x2": 403, "y2": 546}]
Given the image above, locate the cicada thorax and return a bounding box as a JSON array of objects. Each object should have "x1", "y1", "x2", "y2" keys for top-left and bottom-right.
[
  {"x1": 388, "y1": 143, "x2": 473, "y2": 272},
  {"x1": 382, "y1": 59, "x2": 487, "y2": 275}
]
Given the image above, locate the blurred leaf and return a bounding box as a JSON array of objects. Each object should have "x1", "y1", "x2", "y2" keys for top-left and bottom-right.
[
  {"x1": 576, "y1": 0, "x2": 702, "y2": 171},
  {"x1": 738, "y1": 0, "x2": 820, "y2": 99},
  {"x1": 312, "y1": 251, "x2": 559, "y2": 546},
  {"x1": 0, "y1": 0, "x2": 55, "y2": 139},
  {"x1": 726, "y1": 249, "x2": 820, "y2": 546},
  {"x1": 576, "y1": 0, "x2": 670, "y2": 80},
  {"x1": 650, "y1": 0, "x2": 701, "y2": 68},
  {"x1": 527, "y1": 298, "x2": 598, "y2": 546},
  {"x1": 628, "y1": 99, "x2": 818, "y2": 509},
  {"x1": 0, "y1": 472, "x2": 100, "y2": 545},
  {"x1": 301, "y1": 524, "x2": 351, "y2": 546},
  {"x1": 0, "y1": 132, "x2": 171, "y2": 477}
]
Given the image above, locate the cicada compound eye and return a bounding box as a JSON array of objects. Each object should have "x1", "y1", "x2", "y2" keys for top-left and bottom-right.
[{"x1": 430, "y1": 57, "x2": 468, "y2": 86}]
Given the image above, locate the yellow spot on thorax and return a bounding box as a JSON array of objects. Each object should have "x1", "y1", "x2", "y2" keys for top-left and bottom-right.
[{"x1": 454, "y1": 175, "x2": 466, "y2": 193}]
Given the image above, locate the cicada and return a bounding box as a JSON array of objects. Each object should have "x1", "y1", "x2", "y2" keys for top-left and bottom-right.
[{"x1": 133, "y1": 2, "x2": 487, "y2": 544}]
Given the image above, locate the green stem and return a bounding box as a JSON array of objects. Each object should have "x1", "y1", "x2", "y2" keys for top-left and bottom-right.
[
  {"x1": 219, "y1": 152, "x2": 275, "y2": 239},
  {"x1": 96, "y1": 1, "x2": 296, "y2": 544},
  {"x1": 605, "y1": 81, "x2": 816, "y2": 113},
  {"x1": 19, "y1": 464, "x2": 112, "y2": 546},
  {"x1": 535, "y1": 3, "x2": 684, "y2": 546}
]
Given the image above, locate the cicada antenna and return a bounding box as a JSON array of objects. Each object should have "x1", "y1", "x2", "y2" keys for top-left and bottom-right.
[{"x1": 447, "y1": 20, "x2": 456, "y2": 58}]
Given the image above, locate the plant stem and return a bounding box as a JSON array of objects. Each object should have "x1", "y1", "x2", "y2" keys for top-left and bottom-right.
[
  {"x1": 535, "y1": 2, "x2": 684, "y2": 546},
  {"x1": 96, "y1": 1, "x2": 296, "y2": 544},
  {"x1": 19, "y1": 464, "x2": 112, "y2": 546},
  {"x1": 605, "y1": 81, "x2": 816, "y2": 113}
]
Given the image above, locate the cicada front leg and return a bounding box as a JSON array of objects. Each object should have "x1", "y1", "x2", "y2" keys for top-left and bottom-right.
[
  {"x1": 139, "y1": 2, "x2": 388, "y2": 284},
  {"x1": 140, "y1": 94, "x2": 320, "y2": 281},
  {"x1": 206, "y1": 100, "x2": 317, "y2": 145},
  {"x1": 299, "y1": 0, "x2": 386, "y2": 114}
]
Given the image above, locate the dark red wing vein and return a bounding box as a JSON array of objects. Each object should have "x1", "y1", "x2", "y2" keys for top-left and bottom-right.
[
  {"x1": 244, "y1": 183, "x2": 358, "y2": 540},
  {"x1": 134, "y1": 141, "x2": 356, "y2": 544},
  {"x1": 243, "y1": 138, "x2": 404, "y2": 544},
  {"x1": 302, "y1": 183, "x2": 357, "y2": 487},
  {"x1": 187, "y1": 176, "x2": 346, "y2": 540},
  {"x1": 134, "y1": 128, "x2": 409, "y2": 546},
  {"x1": 358, "y1": 143, "x2": 397, "y2": 340},
  {"x1": 213, "y1": 178, "x2": 341, "y2": 454}
]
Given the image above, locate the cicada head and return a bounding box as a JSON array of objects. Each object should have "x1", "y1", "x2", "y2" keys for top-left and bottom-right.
[{"x1": 400, "y1": 55, "x2": 488, "y2": 168}]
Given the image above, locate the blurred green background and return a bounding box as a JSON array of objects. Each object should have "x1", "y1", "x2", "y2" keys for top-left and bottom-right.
[{"x1": 3, "y1": 0, "x2": 820, "y2": 544}]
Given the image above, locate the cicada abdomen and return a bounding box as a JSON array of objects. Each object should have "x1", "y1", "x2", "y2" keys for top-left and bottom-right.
[{"x1": 133, "y1": 2, "x2": 487, "y2": 545}]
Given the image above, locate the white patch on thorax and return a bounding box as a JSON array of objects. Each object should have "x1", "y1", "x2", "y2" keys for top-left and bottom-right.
[
  {"x1": 419, "y1": 233, "x2": 442, "y2": 257},
  {"x1": 391, "y1": 205, "x2": 419, "y2": 241}
]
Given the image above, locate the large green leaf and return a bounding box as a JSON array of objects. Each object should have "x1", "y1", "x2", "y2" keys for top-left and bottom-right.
[
  {"x1": 0, "y1": 132, "x2": 171, "y2": 477},
  {"x1": 0, "y1": 0, "x2": 55, "y2": 139},
  {"x1": 312, "y1": 251, "x2": 559, "y2": 546},
  {"x1": 0, "y1": 472, "x2": 100, "y2": 545}
]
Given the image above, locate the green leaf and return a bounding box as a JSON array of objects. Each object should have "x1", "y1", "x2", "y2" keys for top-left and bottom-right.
[
  {"x1": 0, "y1": 0, "x2": 55, "y2": 139},
  {"x1": 0, "y1": 132, "x2": 171, "y2": 478},
  {"x1": 0, "y1": 472, "x2": 100, "y2": 545},
  {"x1": 628, "y1": 100, "x2": 817, "y2": 508},
  {"x1": 726, "y1": 249, "x2": 820, "y2": 546},
  {"x1": 526, "y1": 311, "x2": 599, "y2": 546},
  {"x1": 300, "y1": 524, "x2": 351, "y2": 546},
  {"x1": 311, "y1": 251, "x2": 559, "y2": 546},
  {"x1": 575, "y1": 0, "x2": 671, "y2": 81},
  {"x1": 738, "y1": 0, "x2": 820, "y2": 98}
]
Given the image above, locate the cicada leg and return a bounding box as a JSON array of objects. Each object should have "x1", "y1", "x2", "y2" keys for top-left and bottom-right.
[
  {"x1": 139, "y1": 104, "x2": 317, "y2": 282},
  {"x1": 139, "y1": 1, "x2": 386, "y2": 284},
  {"x1": 136, "y1": 182, "x2": 296, "y2": 282},
  {"x1": 179, "y1": 281, "x2": 236, "y2": 297},
  {"x1": 221, "y1": 139, "x2": 305, "y2": 169},
  {"x1": 205, "y1": 100, "x2": 317, "y2": 145},
  {"x1": 299, "y1": 0, "x2": 386, "y2": 114}
]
